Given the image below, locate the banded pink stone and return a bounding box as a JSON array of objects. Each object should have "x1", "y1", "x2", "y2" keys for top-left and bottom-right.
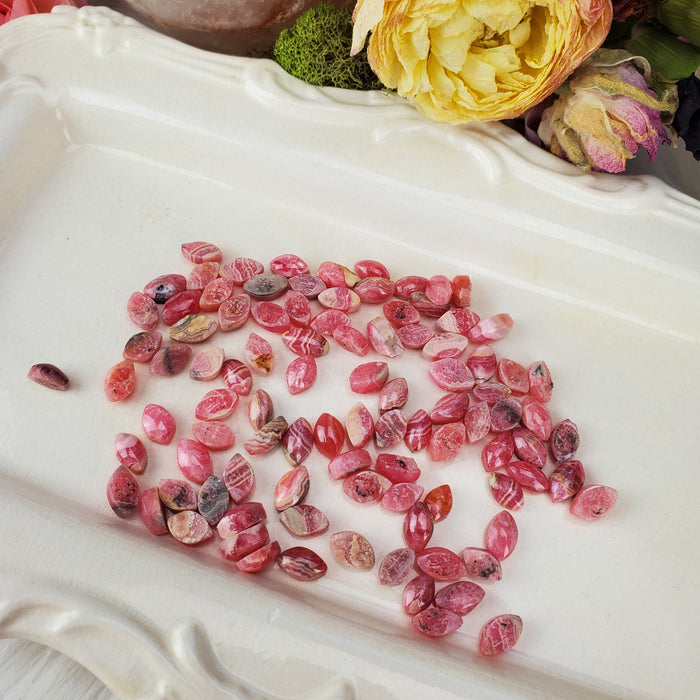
[
  {"x1": 284, "y1": 290, "x2": 312, "y2": 326},
  {"x1": 345, "y1": 402, "x2": 374, "y2": 448},
  {"x1": 378, "y1": 377, "x2": 409, "y2": 412},
  {"x1": 393, "y1": 275, "x2": 427, "y2": 300},
  {"x1": 396, "y1": 323, "x2": 434, "y2": 349},
  {"x1": 115, "y1": 432, "x2": 148, "y2": 474},
  {"x1": 403, "y1": 501, "x2": 433, "y2": 551},
  {"x1": 367, "y1": 316, "x2": 404, "y2": 358},
  {"x1": 484, "y1": 510, "x2": 518, "y2": 561},
  {"x1": 329, "y1": 531, "x2": 375, "y2": 570},
  {"x1": 549, "y1": 460, "x2": 586, "y2": 503},
  {"x1": 528, "y1": 360, "x2": 553, "y2": 403},
  {"x1": 222, "y1": 359, "x2": 253, "y2": 396},
  {"x1": 167, "y1": 510, "x2": 213, "y2": 545},
  {"x1": 288, "y1": 273, "x2": 326, "y2": 299},
  {"x1": 282, "y1": 417, "x2": 314, "y2": 466},
  {"x1": 342, "y1": 470, "x2": 389, "y2": 504},
  {"x1": 187, "y1": 261, "x2": 219, "y2": 290},
  {"x1": 374, "y1": 453, "x2": 420, "y2": 483},
  {"x1": 317, "y1": 261, "x2": 358, "y2": 288},
  {"x1": 425, "y1": 275, "x2": 452, "y2": 305},
  {"x1": 481, "y1": 431, "x2": 515, "y2": 472},
  {"x1": 282, "y1": 326, "x2": 329, "y2": 357},
  {"x1": 245, "y1": 332, "x2": 274, "y2": 375},
  {"x1": 349, "y1": 361, "x2": 389, "y2": 394},
  {"x1": 126, "y1": 291, "x2": 159, "y2": 331},
  {"x1": 286, "y1": 355, "x2": 317, "y2": 395},
  {"x1": 277, "y1": 546, "x2": 328, "y2": 581},
  {"x1": 273, "y1": 465, "x2": 310, "y2": 511},
  {"x1": 194, "y1": 388, "x2": 238, "y2": 421},
  {"x1": 512, "y1": 427, "x2": 547, "y2": 467},
  {"x1": 507, "y1": 461, "x2": 550, "y2": 493},
  {"x1": 176, "y1": 438, "x2": 212, "y2": 484},
  {"x1": 216, "y1": 501, "x2": 266, "y2": 538},
  {"x1": 375, "y1": 409, "x2": 408, "y2": 448},
  {"x1": 107, "y1": 466, "x2": 139, "y2": 518},
  {"x1": 428, "y1": 422, "x2": 466, "y2": 462},
  {"x1": 243, "y1": 416, "x2": 288, "y2": 455},
  {"x1": 150, "y1": 343, "x2": 192, "y2": 376},
  {"x1": 478, "y1": 614, "x2": 523, "y2": 656},
  {"x1": 428, "y1": 358, "x2": 475, "y2": 392},
  {"x1": 140, "y1": 487, "x2": 168, "y2": 535},
  {"x1": 402, "y1": 574, "x2": 435, "y2": 615},
  {"x1": 464, "y1": 401, "x2": 491, "y2": 443},
  {"x1": 354, "y1": 259, "x2": 390, "y2": 279},
  {"x1": 310, "y1": 309, "x2": 351, "y2": 336},
  {"x1": 381, "y1": 482, "x2": 424, "y2": 512},
  {"x1": 412, "y1": 607, "x2": 463, "y2": 637},
  {"x1": 474, "y1": 380, "x2": 511, "y2": 406},
  {"x1": 222, "y1": 454, "x2": 256, "y2": 503},
  {"x1": 382, "y1": 299, "x2": 421, "y2": 327},
  {"x1": 409, "y1": 291, "x2": 450, "y2": 317},
  {"x1": 144, "y1": 273, "x2": 187, "y2": 303},
  {"x1": 317, "y1": 286, "x2": 361, "y2": 313},
  {"x1": 248, "y1": 389, "x2": 274, "y2": 430},
  {"x1": 416, "y1": 546, "x2": 467, "y2": 581},
  {"x1": 218, "y1": 293, "x2": 251, "y2": 331},
  {"x1": 332, "y1": 325, "x2": 370, "y2": 356},
  {"x1": 278, "y1": 504, "x2": 330, "y2": 537},
  {"x1": 199, "y1": 278, "x2": 234, "y2": 311},
  {"x1": 404, "y1": 409, "x2": 432, "y2": 452},
  {"x1": 467, "y1": 313, "x2": 514, "y2": 343},
  {"x1": 450, "y1": 274, "x2": 472, "y2": 306},
  {"x1": 436, "y1": 307, "x2": 480, "y2": 335},
  {"x1": 466, "y1": 344, "x2": 497, "y2": 381},
  {"x1": 421, "y1": 333, "x2": 469, "y2": 361},
  {"x1": 270, "y1": 254, "x2": 309, "y2": 277},
  {"x1": 434, "y1": 581, "x2": 485, "y2": 616},
  {"x1": 328, "y1": 448, "x2": 372, "y2": 480},
  {"x1": 570, "y1": 485, "x2": 617, "y2": 520},
  {"x1": 142, "y1": 404, "x2": 176, "y2": 445},
  {"x1": 429, "y1": 392, "x2": 470, "y2": 424},
  {"x1": 520, "y1": 396, "x2": 553, "y2": 441},
  {"x1": 189, "y1": 346, "x2": 224, "y2": 381},
  {"x1": 251, "y1": 301, "x2": 290, "y2": 333},
  {"x1": 181, "y1": 241, "x2": 222, "y2": 264},
  {"x1": 220, "y1": 522, "x2": 270, "y2": 561},
  {"x1": 354, "y1": 277, "x2": 395, "y2": 303},
  {"x1": 489, "y1": 473, "x2": 525, "y2": 510},
  {"x1": 497, "y1": 358, "x2": 530, "y2": 395},
  {"x1": 236, "y1": 540, "x2": 281, "y2": 573},
  {"x1": 378, "y1": 548, "x2": 416, "y2": 586},
  {"x1": 221, "y1": 256, "x2": 264, "y2": 284}
]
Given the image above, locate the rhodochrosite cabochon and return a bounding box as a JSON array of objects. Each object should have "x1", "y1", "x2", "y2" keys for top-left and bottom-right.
[{"x1": 102, "y1": 242, "x2": 618, "y2": 658}]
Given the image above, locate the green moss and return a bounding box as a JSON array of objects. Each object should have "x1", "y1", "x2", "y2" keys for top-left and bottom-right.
[{"x1": 273, "y1": 3, "x2": 383, "y2": 90}]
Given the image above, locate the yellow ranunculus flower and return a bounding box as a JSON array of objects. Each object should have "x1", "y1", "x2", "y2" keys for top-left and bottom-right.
[{"x1": 351, "y1": 0, "x2": 613, "y2": 123}]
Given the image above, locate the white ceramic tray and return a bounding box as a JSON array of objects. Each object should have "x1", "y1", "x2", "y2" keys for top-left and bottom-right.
[{"x1": 1, "y1": 7, "x2": 699, "y2": 699}]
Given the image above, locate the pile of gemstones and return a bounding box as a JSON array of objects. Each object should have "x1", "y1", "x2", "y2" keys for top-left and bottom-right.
[{"x1": 103, "y1": 242, "x2": 617, "y2": 658}]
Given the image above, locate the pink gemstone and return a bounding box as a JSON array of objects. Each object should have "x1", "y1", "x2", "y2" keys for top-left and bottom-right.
[
  {"x1": 221, "y1": 256, "x2": 264, "y2": 284},
  {"x1": 273, "y1": 465, "x2": 310, "y2": 511},
  {"x1": 169, "y1": 313, "x2": 217, "y2": 346},
  {"x1": 550, "y1": 419, "x2": 580, "y2": 463},
  {"x1": 450, "y1": 275, "x2": 472, "y2": 307},
  {"x1": 512, "y1": 427, "x2": 547, "y2": 467},
  {"x1": 248, "y1": 389, "x2": 274, "y2": 430},
  {"x1": 345, "y1": 402, "x2": 374, "y2": 448},
  {"x1": 187, "y1": 261, "x2": 219, "y2": 290},
  {"x1": 216, "y1": 501, "x2": 266, "y2": 538},
  {"x1": 313, "y1": 412, "x2": 346, "y2": 458},
  {"x1": 328, "y1": 448, "x2": 373, "y2": 480},
  {"x1": 194, "y1": 388, "x2": 239, "y2": 421},
  {"x1": 244, "y1": 273, "x2": 289, "y2": 300},
  {"x1": 220, "y1": 522, "x2": 270, "y2": 561},
  {"x1": 218, "y1": 293, "x2": 251, "y2": 331},
  {"x1": 245, "y1": 332, "x2": 274, "y2": 375},
  {"x1": 251, "y1": 301, "x2": 291, "y2": 333},
  {"x1": 310, "y1": 309, "x2": 351, "y2": 335},
  {"x1": 473, "y1": 380, "x2": 512, "y2": 405},
  {"x1": 489, "y1": 472, "x2": 525, "y2": 510},
  {"x1": 549, "y1": 460, "x2": 586, "y2": 503},
  {"x1": 528, "y1": 360, "x2": 553, "y2": 403},
  {"x1": 332, "y1": 325, "x2": 370, "y2": 356},
  {"x1": 428, "y1": 422, "x2": 466, "y2": 461},
  {"x1": 197, "y1": 475, "x2": 230, "y2": 526},
  {"x1": 106, "y1": 466, "x2": 139, "y2": 518},
  {"x1": 286, "y1": 355, "x2": 317, "y2": 395},
  {"x1": 288, "y1": 273, "x2": 326, "y2": 298},
  {"x1": 144, "y1": 273, "x2": 187, "y2": 303},
  {"x1": 176, "y1": 438, "x2": 212, "y2": 484},
  {"x1": 150, "y1": 343, "x2": 192, "y2": 376},
  {"x1": 464, "y1": 401, "x2": 491, "y2": 443},
  {"x1": 375, "y1": 409, "x2": 408, "y2": 448},
  {"x1": 481, "y1": 431, "x2": 515, "y2": 472},
  {"x1": 404, "y1": 409, "x2": 432, "y2": 452},
  {"x1": 466, "y1": 344, "x2": 498, "y2": 381},
  {"x1": 167, "y1": 510, "x2": 214, "y2": 545},
  {"x1": 412, "y1": 607, "x2": 463, "y2": 637},
  {"x1": 354, "y1": 259, "x2": 390, "y2": 279},
  {"x1": 189, "y1": 346, "x2": 224, "y2": 381},
  {"x1": 520, "y1": 396, "x2": 553, "y2": 441},
  {"x1": 461, "y1": 547, "x2": 503, "y2": 581},
  {"x1": 282, "y1": 416, "x2": 314, "y2": 466},
  {"x1": 403, "y1": 501, "x2": 434, "y2": 551},
  {"x1": 428, "y1": 358, "x2": 475, "y2": 392},
  {"x1": 349, "y1": 361, "x2": 389, "y2": 393},
  {"x1": 382, "y1": 299, "x2": 421, "y2": 327},
  {"x1": 222, "y1": 454, "x2": 256, "y2": 503},
  {"x1": 104, "y1": 360, "x2": 136, "y2": 402},
  {"x1": 378, "y1": 377, "x2": 409, "y2": 412},
  {"x1": 329, "y1": 531, "x2": 375, "y2": 570},
  {"x1": 199, "y1": 278, "x2": 234, "y2": 310},
  {"x1": 221, "y1": 359, "x2": 253, "y2": 395},
  {"x1": 484, "y1": 510, "x2": 519, "y2": 561},
  {"x1": 192, "y1": 421, "x2": 235, "y2": 450},
  {"x1": 270, "y1": 254, "x2": 309, "y2": 277},
  {"x1": 570, "y1": 485, "x2": 617, "y2": 520},
  {"x1": 393, "y1": 275, "x2": 427, "y2": 300},
  {"x1": 396, "y1": 322, "x2": 435, "y2": 349},
  {"x1": 126, "y1": 291, "x2": 159, "y2": 331},
  {"x1": 378, "y1": 547, "x2": 416, "y2": 585},
  {"x1": 278, "y1": 504, "x2": 330, "y2": 537},
  {"x1": 381, "y1": 482, "x2": 424, "y2": 512},
  {"x1": 277, "y1": 546, "x2": 328, "y2": 581},
  {"x1": 243, "y1": 416, "x2": 288, "y2": 455},
  {"x1": 498, "y1": 358, "x2": 530, "y2": 395},
  {"x1": 354, "y1": 277, "x2": 395, "y2": 303},
  {"x1": 375, "y1": 453, "x2": 420, "y2": 483},
  {"x1": 317, "y1": 260, "x2": 358, "y2": 288},
  {"x1": 140, "y1": 487, "x2": 168, "y2": 535},
  {"x1": 123, "y1": 330, "x2": 163, "y2": 363},
  {"x1": 317, "y1": 286, "x2": 361, "y2": 313},
  {"x1": 343, "y1": 470, "x2": 389, "y2": 504},
  {"x1": 409, "y1": 291, "x2": 450, "y2": 317},
  {"x1": 142, "y1": 403, "x2": 176, "y2": 444},
  {"x1": 115, "y1": 432, "x2": 148, "y2": 474},
  {"x1": 507, "y1": 461, "x2": 550, "y2": 493},
  {"x1": 282, "y1": 327, "x2": 329, "y2": 357},
  {"x1": 421, "y1": 333, "x2": 469, "y2": 361},
  {"x1": 423, "y1": 484, "x2": 453, "y2": 522},
  {"x1": 425, "y1": 275, "x2": 452, "y2": 305},
  {"x1": 367, "y1": 316, "x2": 405, "y2": 358},
  {"x1": 158, "y1": 479, "x2": 197, "y2": 511},
  {"x1": 478, "y1": 614, "x2": 523, "y2": 656},
  {"x1": 162, "y1": 290, "x2": 201, "y2": 326},
  {"x1": 403, "y1": 574, "x2": 435, "y2": 614},
  {"x1": 284, "y1": 290, "x2": 312, "y2": 326},
  {"x1": 415, "y1": 546, "x2": 467, "y2": 581},
  {"x1": 434, "y1": 581, "x2": 485, "y2": 616},
  {"x1": 429, "y1": 392, "x2": 470, "y2": 424},
  {"x1": 236, "y1": 540, "x2": 281, "y2": 573},
  {"x1": 181, "y1": 241, "x2": 222, "y2": 264},
  {"x1": 490, "y1": 398, "x2": 523, "y2": 432},
  {"x1": 467, "y1": 313, "x2": 514, "y2": 343}
]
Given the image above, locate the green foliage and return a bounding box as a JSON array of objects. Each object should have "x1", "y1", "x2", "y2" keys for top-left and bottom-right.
[{"x1": 273, "y1": 3, "x2": 383, "y2": 90}]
